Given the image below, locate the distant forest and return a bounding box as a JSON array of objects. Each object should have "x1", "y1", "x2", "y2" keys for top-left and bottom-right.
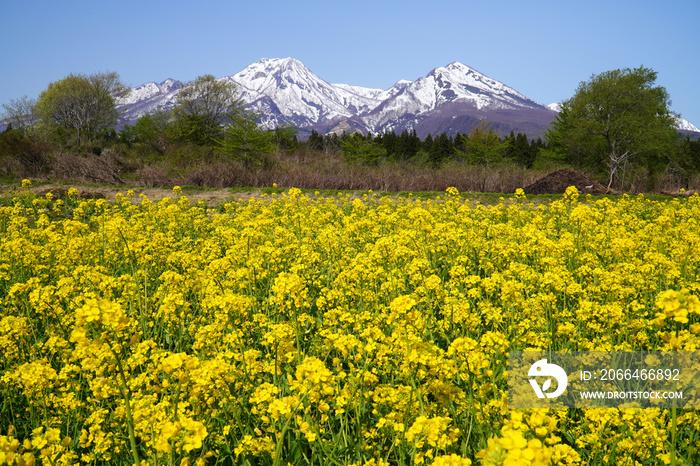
[{"x1": 306, "y1": 128, "x2": 545, "y2": 169}]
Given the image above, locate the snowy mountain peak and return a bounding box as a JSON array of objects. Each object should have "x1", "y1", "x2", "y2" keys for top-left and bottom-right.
[
  {"x1": 233, "y1": 57, "x2": 316, "y2": 93},
  {"x1": 230, "y1": 57, "x2": 384, "y2": 130},
  {"x1": 113, "y1": 57, "x2": 698, "y2": 139},
  {"x1": 373, "y1": 60, "x2": 543, "y2": 119},
  {"x1": 243, "y1": 57, "x2": 307, "y2": 77},
  {"x1": 445, "y1": 61, "x2": 476, "y2": 71},
  {"x1": 160, "y1": 78, "x2": 181, "y2": 91},
  {"x1": 428, "y1": 62, "x2": 535, "y2": 109},
  {"x1": 118, "y1": 78, "x2": 181, "y2": 106},
  {"x1": 437, "y1": 62, "x2": 487, "y2": 80},
  {"x1": 258, "y1": 57, "x2": 301, "y2": 68},
  {"x1": 676, "y1": 117, "x2": 700, "y2": 133}
]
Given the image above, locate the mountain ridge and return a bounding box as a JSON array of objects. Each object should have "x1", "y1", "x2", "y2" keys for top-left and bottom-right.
[{"x1": 115, "y1": 57, "x2": 699, "y2": 139}]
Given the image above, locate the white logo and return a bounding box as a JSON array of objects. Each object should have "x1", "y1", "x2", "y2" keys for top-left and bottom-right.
[{"x1": 528, "y1": 358, "x2": 568, "y2": 399}]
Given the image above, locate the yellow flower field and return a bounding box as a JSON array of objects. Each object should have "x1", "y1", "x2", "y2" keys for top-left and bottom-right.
[{"x1": 0, "y1": 184, "x2": 699, "y2": 465}]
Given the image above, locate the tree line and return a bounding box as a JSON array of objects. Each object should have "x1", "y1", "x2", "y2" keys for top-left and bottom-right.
[
  {"x1": 0, "y1": 72, "x2": 295, "y2": 174},
  {"x1": 306, "y1": 126, "x2": 545, "y2": 170},
  {"x1": 1, "y1": 66, "x2": 700, "y2": 191}
]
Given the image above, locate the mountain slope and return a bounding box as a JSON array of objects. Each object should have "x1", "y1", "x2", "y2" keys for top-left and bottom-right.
[
  {"x1": 116, "y1": 79, "x2": 181, "y2": 126},
  {"x1": 676, "y1": 117, "x2": 700, "y2": 133},
  {"x1": 226, "y1": 58, "x2": 383, "y2": 129},
  {"x1": 359, "y1": 62, "x2": 556, "y2": 137},
  {"x1": 113, "y1": 58, "x2": 699, "y2": 140}
]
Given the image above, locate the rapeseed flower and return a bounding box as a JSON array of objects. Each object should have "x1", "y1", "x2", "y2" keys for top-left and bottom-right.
[{"x1": 1, "y1": 188, "x2": 699, "y2": 464}]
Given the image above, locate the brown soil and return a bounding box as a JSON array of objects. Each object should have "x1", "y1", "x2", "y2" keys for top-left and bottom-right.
[{"x1": 524, "y1": 169, "x2": 608, "y2": 195}]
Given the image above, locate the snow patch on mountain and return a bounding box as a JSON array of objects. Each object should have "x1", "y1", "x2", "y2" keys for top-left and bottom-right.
[
  {"x1": 116, "y1": 58, "x2": 552, "y2": 134},
  {"x1": 119, "y1": 79, "x2": 181, "y2": 105},
  {"x1": 360, "y1": 62, "x2": 550, "y2": 134},
  {"x1": 676, "y1": 117, "x2": 700, "y2": 133},
  {"x1": 116, "y1": 79, "x2": 182, "y2": 125},
  {"x1": 332, "y1": 83, "x2": 385, "y2": 101},
  {"x1": 229, "y1": 58, "x2": 382, "y2": 129},
  {"x1": 112, "y1": 57, "x2": 698, "y2": 139}
]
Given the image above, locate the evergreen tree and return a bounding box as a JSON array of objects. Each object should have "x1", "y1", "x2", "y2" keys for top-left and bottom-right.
[
  {"x1": 429, "y1": 133, "x2": 454, "y2": 168},
  {"x1": 274, "y1": 125, "x2": 299, "y2": 153},
  {"x1": 514, "y1": 133, "x2": 536, "y2": 168},
  {"x1": 398, "y1": 129, "x2": 420, "y2": 160},
  {"x1": 380, "y1": 131, "x2": 397, "y2": 159},
  {"x1": 422, "y1": 134, "x2": 434, "y2": 157},
  {"x1": 324, "y1": 133, "x2": 341, "y2": 152},
  {"x1": 307, "y1": 130, "x2": 324, "y2": 151},
  {"x1": 216, "y1": 109, "x2": 277, "y2": 168},
  {"x1": 503, "y1": 131, "x2": 517, "y2": 162},
  {"x1": 340, "y1": 132, "x2": 387, "y2": 165}
]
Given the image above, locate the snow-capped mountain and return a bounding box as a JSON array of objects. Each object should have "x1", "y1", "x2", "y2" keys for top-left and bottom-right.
[
  {"x1": 676, "y1": 117, "x2": 700, "y2": 133},
  {"x1": 114, "y1": 58, "x2": 699, "y2": 139},
  {"x1": 221, "y1": 57, "x2": 383, "y2": 130},
  {"x1": 358, "y1": 62, "x2": 555, "y2": 137},
  {"x1": 394, "y1": 62, "x2": 543, "y2": 113},
  {"x1": 117, "y1": 78, "x2": 181, "y2": 126}
]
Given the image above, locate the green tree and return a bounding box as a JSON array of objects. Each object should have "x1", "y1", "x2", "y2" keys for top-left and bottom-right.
[
  {"x1": 397, "y1": 129, "x2": 420, "y2": 160},
  {"x1": 545, "y1": 66, "x2": 677, "y2": 190},
  {"x1": 666, "y1": 136, "x2": 700, "y2": 189},
  {"x1": 173, "y1": 75, "x2": 242, "y2": 144},
  {"x1": 324, "y1": 133, "x2": 341, "y2": 153},
  {"x1": 422, "y1": 134, "x2": 434, "y2": 156},
  {"x1": 216, "y1": 110, "x2": 277, "y2": 168},
  {"x1": 274, "y1": 124, "x2": 299, "y2": 153},
  {"x1": 126, "y1": 109, "x2": 173, "y2": 153},
  {"x1": 379, "y1": 131, "x2": 397, "y2": 158},
  {"x1": 504, "y1": 131, "x2": 536, "y2": 168},
  {"x1": 306, "y1": 130, "x2": 324, "y2": 151},
  {"x1": 34, "y1": 71, "x2": 129, "y2": 145},
  {"x1": 458, "y1": 121, "x2": 509, "y2": 167},
  {"x1": 429, "y1": 133, "x2": 454, "y2": 168},
  {"x1": 340, "y1": 132, "x2": 387, "y2": 165},
  {"x1": 514, "y1": 133, "x2": 537, "y2": 168},
  {"x1": 682, "y1": 137, "x2": 700, "y2": 172}
]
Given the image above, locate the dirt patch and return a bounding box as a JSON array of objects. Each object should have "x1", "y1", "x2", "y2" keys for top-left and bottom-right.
[{"x1": 524, "y1": 169, "x2": 608, "y2": 195}]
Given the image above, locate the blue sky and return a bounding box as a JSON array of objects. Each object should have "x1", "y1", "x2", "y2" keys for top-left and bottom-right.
[{"x1": 2, "y1": 0, "x2": 699, "y2": 127}]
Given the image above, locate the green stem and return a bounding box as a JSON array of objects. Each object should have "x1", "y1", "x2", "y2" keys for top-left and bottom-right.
[
  {"x1": 671, "y1": 403, "x2": 677, "y2": 466},
  {"x1": 107, "y1": 342, "x2": 141, "y2": 466},
  {"x1": 273, "y1": 393, "x2": 307, "y2": 466}
]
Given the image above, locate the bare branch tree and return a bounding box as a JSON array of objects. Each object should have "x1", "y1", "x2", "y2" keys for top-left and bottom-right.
[{"x1": 1, "y1": 95, "x2": 37, "y2": 133}]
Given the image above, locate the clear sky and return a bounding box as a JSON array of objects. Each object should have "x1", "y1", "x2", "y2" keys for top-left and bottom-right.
[{"x1": 2, "y1": 0, "x2": 699, "y2": 127}]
